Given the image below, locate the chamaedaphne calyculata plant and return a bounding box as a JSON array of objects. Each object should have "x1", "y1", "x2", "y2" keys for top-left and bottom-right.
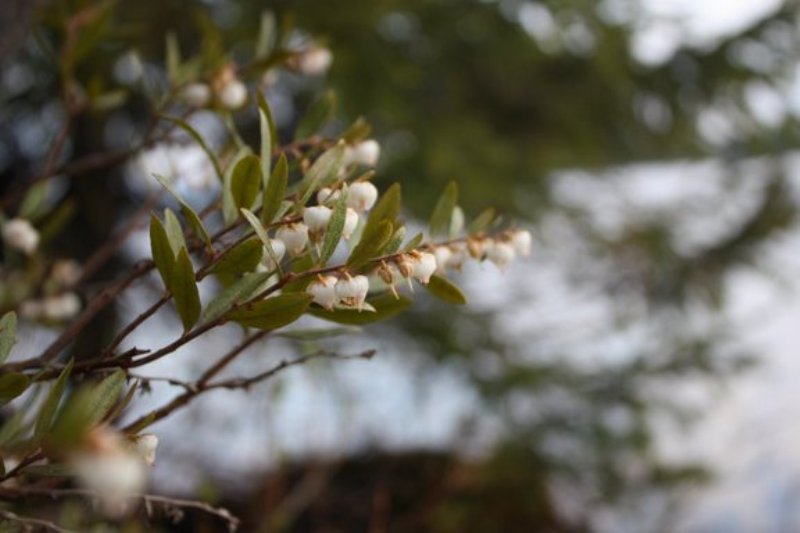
[{"x1": 0, "y1": 8, "x2": 531, "y2": 531}]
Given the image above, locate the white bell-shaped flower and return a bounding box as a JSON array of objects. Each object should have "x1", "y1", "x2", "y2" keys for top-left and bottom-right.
[
  {"x1": 42, "y1": 293, "x2": 82, "y2": 321},
  {"x1": 307, "y1": 275, "x2": 339, "y2": 310},
  {"x1": 511, "y1": 229, "x2": 532, "y2": 257},
  {"x1": 335, "y1": 275, "x2": 369, "y2": 310},
  {"x1": 262, "y1": 238, "x2": 286, "y2": 270},
  {"x1": 433, "y1": 246, "x2": 453, "y2": 273},
  {"x1": 298, "y1": 46, "x2": 333, "y2": 76},
  {"x1": 347, "y1": 181, "x2": 378, "y2": 212},
  {"x1": 132, "y1": 434, "x2": 159, "y2": 467},
  {"x1": 219, "y1": 79, "x2": 247, "y2": 109},
  {"x1": 486, "y1": 240, "x2": 516, "y2": 269},
  {"x1": 411, "y1": 252, "x2": 437, "y2": 284},
  {"x1": 303, "y1": 205, "x2": 332, "y2": 240},
  {"x1": 181, "y1": 83, "x2": 212, "y2": 107},
  {"x1": 342, "y1": 208, "x2": 359, "y2": 240},
  {"x1": 3, "y1": 218, "x2": 39, "y2": 255},
  {"x1": 316, "y1": 187, "x2": 341, "y2": 204},
  {"x1": 344, "y1": 140, "x2": 380, "y2": 167},
  {"x1": 276, "y1": 223, "x2": 309, "y2": 256}
]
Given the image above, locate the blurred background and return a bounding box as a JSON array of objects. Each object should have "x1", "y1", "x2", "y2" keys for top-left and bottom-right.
[{"x1": 3, "y1": 0, "x2": 800, "y2": 531}]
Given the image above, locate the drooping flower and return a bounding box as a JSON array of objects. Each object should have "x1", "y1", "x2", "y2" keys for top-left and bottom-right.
[
  {"x1": 316, "y1": 187, "x2": 341, "y2": 205},
  {"x1": 347, "y1": 181, "x2": 378, "y2": 212},
  {"x1": 342, "y1": 208, "x2": 359, "y2": 240},
  {"x1": 297, "y1": 46, "x2": 333, "y2": 76},
  {"x1": 485, "y1": 240, "x2": 516, "y2": 269},
  {"x1": 276, "y1": 223, "x2": 309, "y2": 256},
  {"x1": 181, "y1": 83, "x2": 212, "y2": 107},
  {"x1": 410, "y1": 252, "x2": 437, "y2": 284},
  {"x1": 307, "y1": 275, "x2": 339, "y2": 310},
  {"x1": 511, "y1": 229, "x2": 532, "y2": 257},
  {"x1": 335, "y1": 275, "x2": 369, "y2": 310},
  {"x1": 344, "y1": 140, "x2": 380, "y2": 167},
  {"x1": 262, "y1": 238, "x2": 286, "y2": 270},
  {"x1": 3, "y1": 218, "x2": 39, "y2": 255},
  {"x1": 303, "y1": 205, "x2": 332, "y2": 241},
  {"x1": 131, "y1": 434, "x2": 159, "y2": 467},
  {"x1": 219, "y1": 79, "x2": 248, "y2": 109}
]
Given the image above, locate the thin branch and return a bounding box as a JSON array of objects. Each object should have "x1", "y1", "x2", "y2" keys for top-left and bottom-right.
[{"x1": 0, "y1": 509, "x2": 72, "y2": 533}]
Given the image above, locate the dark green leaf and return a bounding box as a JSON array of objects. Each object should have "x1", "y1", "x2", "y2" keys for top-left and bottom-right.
[
  {"x1": 309, "y1": 294, "x2": 412, "y2": 325},
  {"x1": 361, "y1": 183, "x2": 401, "y2": 245},
  {"x1": 203, "y1": 271, "x2": 273, "y2": 323},
  {"x1": 425, "y1": 275, "x2": 467, "y2": 305},
  {"x1": 34, "y1": 359, "x2": 73, "y2": 441},
  {"x1": 342, "y1": 117, "x2": 372, "y2": 143},
  {"x1": 150, "y1": 214, "x2": 175, "y2": 289},
  {"x1": 181, "y1": 203, "x2": 211, "y2": 249},
  {"x1": 429, "y1": 181, "x2": 458, "y2": 237},
  {"x1": 171, "y1": 248, "x2": 201, "y2": 331},
  {"x1": 222, "y1": 147, "x2": 254, "y2": 224},
  {"x1": 231, "y1": 155, "x2": 262, "y2": 211},
  {"x1": 383, "y1": 226, "x2": 406, "y2": 255},
  {"x1": 0, "y1": 311, "x2": 17, "y2": 365},
  {"x1": 210, "y1": 238, "x2": 263, "y2": 276},
  {"x1": 295, "y1": 90, "x2": 337, "y2": 140},
  {"x1": 164, "y1": 208, "x2": 186, "y2": 255},
  {"x1": 296, "y1": 143, "x2": 346, "y2": 207},
  {"x1": 347, "y1": 220, "x2": 393, "y2": 270},
  {"x1": 262, "y1": 153, "x2": 288, "y2": 225},
  {"x1": 0, "y1": 374, "x2": 29, "y2": 404},
  {"x1": 226, "y1": 293, "x2": 312, "y2": 330},
  {"x1": 319, "y1": 189, "x2": 349, "y2": 265},
  {"x1": 257, "y1": 92, "x2": 277, "y2": 181}
]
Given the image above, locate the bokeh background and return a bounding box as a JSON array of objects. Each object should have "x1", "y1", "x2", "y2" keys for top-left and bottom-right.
[{"x1": 3, "y1": 0, "x2": 800, "y2": 531}]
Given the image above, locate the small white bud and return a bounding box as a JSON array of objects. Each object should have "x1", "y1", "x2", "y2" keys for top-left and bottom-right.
[
  {"x1": 298, "y1": 46, "x2": 333, "y2": 76},
  {"x1": 52, "y1": 259, "x2": 82, "y2": 287},
  {"x1": 342, "y1": 208, "x2": 359, "y2": 240},
  {"x1": 347, "y1": 181, "x2": 378, "y2": 212},
  {"x1": 486, "y1": 240, "x2": 516, "y2": 269},
  {"x1": 344, "y1": 140, "x2": 380, "y2": 167},
  {"x1": 3, "y1": 218, "x2": 39, "y2": 256},
  {"x1": 433, "y1": 246, "x2": 452, "y2": 273},
  {"x1": 219, "y1": 79, "x2": 248, "y2": 109},
  {"x1": 511, "y1": 229, "x2": 532, "y2": 257},
  {"x1": 42, "y1": 293, "x2": 81, "y2": 321},
  {"x1": 411, "y1": 252, "x2": 437, "y2": 284},
  {"x1": 262, "y1": 238, "x2": 286, "y2": 270},
  {"x1": 132, "y1": 434, "x2": 159, "y2": 467},
  {"x1": 303, "y1": 205, "x2": 332, "y2": 240},
  {"x1": 181, "y1": 83, "x2": 212, "y2": 107},
  {"x1": 335, "y1": 275, "x2": 369, "y2": 310},
  {"x1": 276, "y1": 223, "x2": 309, "y2": 256},
  {"x1": 316, "y1": 187, "x2": 341, "y2": 205},
  {"x1": 307, "y1": 275, "x2": 338, "y2": 310},
  {"x1": 447, "y1": 242, "x2": 468, "y2": 270}
]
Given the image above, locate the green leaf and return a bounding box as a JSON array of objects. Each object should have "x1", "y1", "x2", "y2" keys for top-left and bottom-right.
[
  {"x1": 22, "y1": 463, "x2": 72, "y2": 478},
  {"x1": 171, "y1": 248, "x2": 201, "y2": 331},
  {"x1": 86, "y1": 369, "x2": 126, "y2": 427},
  {"x1": 152, "y1": 173, "x2": 211, "y2": 249},
  {"x1": 468, "y1": 207, "x2": 496, "y2": 234},
  {"x1": 425, "y1": 275, "x2": 467, "y2": 305},
  {"x1": 222, "y1": 147, "x2": 253, "y2": 224},
  {"x1": 342, "y1": 117, "x2": 372, "y2": 143},
  {"x1": 255, "y1": 11, "x2": 276, "y2": 59},
  {"x1": 295, "y1": 90, "x2": 337, "y2": 141},
  {"x1": 240, "y1": 208, "x2": 270, "y2": 244},
  {"x1": 226, "y1": 293, "x2": 312, "y2": 330},
  {"x1": 309, "y1": 294, "x2": 412, "y2": 325},
  {"x1": 231, "y1": 155, "x2": 262, "y2": 211},
  {"x1": 166, "y1": 32, "x2": 181, "y2": 83},
  {"x1": 0, "y1": 311, "x2": 17, "y2": 365},
  {"x1": 347, "y1": 220, "x2": 393, "y2": 270},
  {"x1": 164, "y1": 208, "x2": 186, "y2": 255},
  {"x1": 261, "y1": 153, "x2": 288, "y2": 225},
  {"x1": 160, "y1": 115, "x2": 223, "y2": 181},
  {"x1": 150, "y1": 214, "x2": 175, "y2": 289},
  {"x1": 19, "y1": 182, "x2": 48, "y2": 220},
  {"x1": 276, "y1": 326, "x2": 360, "y2": 340},
  {"x1": 257, "y1": 92, "x2": 277, "y2": 181},
  {"x1": 383, "y1": 226, "x2": 406, "y2": 255},
  {"x1": 361, "y1": 183, "x2": 401, "y2": 245},
  {"x1": 203, "y1": 271, "x2": 273, "y2": 323},
  {"x1": 0, "y1": 374, "x2": 30, "y2": 404},
  {"x1": 211, "y1": 238, "x2": 263, "y2": 276},
  {"x1": 296, "y1": 143, "x2": 346, "y2": 207},
  {"x1": 319, "y1": 189, "x2": 349, "y2": 265},
  {"x1": 402, "y1": 232, "x2": 425, "y2": 252},
  {"x1": 34, "y1": 359, "x2": 74, "y2": 441},
  {"x1": 429, "y1": 181, "x2": 458, "y2": 237}
]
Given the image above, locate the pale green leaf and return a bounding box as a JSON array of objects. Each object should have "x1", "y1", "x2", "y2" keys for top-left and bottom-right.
[
  {"x1": 203, "y1": 271, "x2": 272, "y2": 323},
  {"x1": 226, "y1": 293, "x2": 312, "y2": 330},
  {"x1": 425, "y1": 275, "x2": 467, "y2": 305},
  {"x1": 231, "y1": 155, "x2": 262, "y2": 211},
  {"x1": 149, "y1": 214, "x2": 175, "y2": 290},
  {"x1": 429, "y1": 181, "x2": 458, "y2": 237}
]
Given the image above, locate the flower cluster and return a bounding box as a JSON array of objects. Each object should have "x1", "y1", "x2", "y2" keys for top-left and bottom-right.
[{"x1": 180, "y1": 64, "x2": 247, "y2": 110}]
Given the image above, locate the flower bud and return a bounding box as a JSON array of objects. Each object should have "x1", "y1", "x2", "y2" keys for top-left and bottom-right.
[
  {"x1": 262, "y1": 238, "x2": 286, "y2": 270},
  {"x1": 3, "y1": 218, "x2": 39, "y2": 255},
  {"x1": 307, "y1": 275, "x2": 338, "y2": 310},
  {"x1": 276, "y1": 223, "x2": 309, "y2": 256},
  {"x1": 411, "y1": 252, "x2": 437, "y2": 284},
  {"x1": 181, "y1": 82, "x2": 212, "y2": 107},
  {"x1": 303, "y1": 205, "x2": 332, "y2": 240},
  {"x1": 52, "y1": 259, "x2": 82, "y2": 287},
  {"x1": 219, "y1": 79, "x2": 248, "y2": 109},
  {"x1": 132, "y1": 434, "x2": 159, "y2": 467},
  {"x1": 297, "y1": 46, "x2": 333, "y2": 76},
  {"x1": 335, "y1": 275, "x2": 369, "y2": 310},
  {"x1": 347, "y1": 181, "x2": 378, "y2": 212},
  {"x1": 511, "y1": 229, "x2": 532, "y2": 257},
  {"x1": 342, "y1": 208, "x2": 359, "y2": 240},
  {"x1": 344, "y1": 140, "x2": 380, "y2": 167},
  {"x1": 42, "y1": 293, "x2": 82, "y2": 321},
  {"x1": 316, "y1": 187, "x2": 341, "y2": 205},
  {"x1": 486, "y1": 240, "x2": 516, "y2": 269},
  {"x1": 433, "y1": 246, "x2": 453, "y2": 273},
  {"x1": 395, "y1": 255, "x2": 415, "y2": 279}
]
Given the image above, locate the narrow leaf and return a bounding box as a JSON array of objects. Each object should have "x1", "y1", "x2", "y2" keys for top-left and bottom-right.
[
  {"x1": 203, "y1": 271, "x2": 273, "y2": 323},
  {"x1": 402, "y1": 232, "x2": 425, "y2": 252},
  {"x1": 425, "y1": 275, "x2": 467, "y2": 305},
  {"x1": 226, "y1": 293, "x2": 312, "y2": 330},
  {"x1": 231, "y1": 155, "x2": 262, "y2": 211},
  {"x1": 309, "y1": 294, "x2": 412, "y2": 325},
  {"x1": 152, "y1": 173, "x2": 211, "y2": 248},
  {"x1": 222, "y1": 147, "x2": 253, "y2": 224},
  {"x1": 429, "y1": 181, "x2": 458, "y2": 237},
  {"x1": 319, "y1": 190, "x2": 348, "y2": 265},
  {"x1": 257, "y1": 92, "x2": 277, "y2": 180},
  {"x1": 0, "y1": 311, "x2": 17, "y2": 364},
  {"x1": 86, "y1": 369, "x2": 126, "y2": 427},
  {"x1": 164, "y1": 208, "x2": 186, "y2": 255},
  {"x1": 34, "y1": 359, "x2": 74, "y2": 440},
  {"x1": 160, "y1": 115, "x2": 223, "y2": 181},
  {"x1": 383, "y1": 226, "x2": 406, "y2": 255},
  {"x1": 166, "y1": 32, "x2": 181, "y2": 83},
  {"x1": 347, "y1": 220, "x2": 393, "y2": 270},
  {"x1": 171, "y1": 248, "x2": 201, "y2": 331},
  {"x1": 149, "y1": 214, "x2": 175, "y2": 290},
  {"x1": 261, "y1": 153, "x2": 287, "y2": 225},
  {"x1": 468, "y1": 207, "x2": 496, "y2": 234},
  {"x1": 241, "y1": 208, "x2": 270, "y2": 244},
  {"x1": 361, "y1": 183, "x2": 401, "y2": 245},
  {"x1": 296, "y1": 143, "x2": 346, "y2": 206},
  {"x1": 210, "y1": 238, "x2": 263, "y2": 276},
  {"x1": 0, "y1": 374, "x2": 30, "y2": 404}
]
